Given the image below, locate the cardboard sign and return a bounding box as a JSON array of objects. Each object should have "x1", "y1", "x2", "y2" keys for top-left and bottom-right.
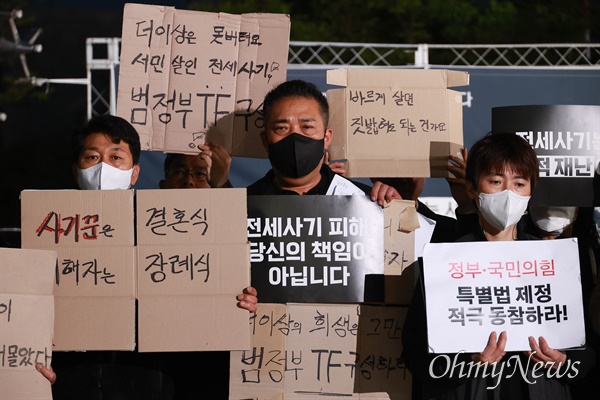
[
  {"x1": 136, "y1": 187, "x2": 249, "y2": 245},
  {"x1": 229, "y1": 303, "x2": 411, "y2": 400},
  {"x1": 117, "y1": 3, "x2": 290, "y2": 157},
  {"x1": 0, "y1": 248, "x2": 55, "y2": 400},
  {"x1": 284, "y1": 395, "x2": 391, "y2": 400},
  {"x1": 135, "y1": 188, "x2": 251, "y2": 352},
  {"x1": 354, "y1": 305, "x2": 412, "y2": 399},
  {"x1": 20, "y1": 189, "x2": 135, "y2": 248},
  {"x1": 51, "y1": 246, "x2": 136, "y2": 351},
  {"x1": 422, "y1": 239, "x2": 585, "y2": 353},
  {"x1": 491, "y1": 105, "x2": 600, "y2": 206},
  {"x1": 326, "y1": 68, "x2": 468, "y2": 178},
  {"x1": 247, "y1": 196, "x2": 384, "y2": 303},
  {"x1": 382, "y1": 200, "x2": 418, "y2": 276},
  {"x1": 382, "y1": 200, "x2": 419, "y2": 305},
  {"x1": 20, "y1": 190, "x2": 136, "y2": 351}
]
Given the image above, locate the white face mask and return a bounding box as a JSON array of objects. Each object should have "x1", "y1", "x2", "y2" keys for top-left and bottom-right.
[
  {"x1": 478, "y1": 190, "x2": 530, "y2": 231},
  {"x1": 77, "y1": 162, "x2": 134, "y2": 190},
  {"x1": 530, "y1": 206, "x2": 577, "y2": 235}
]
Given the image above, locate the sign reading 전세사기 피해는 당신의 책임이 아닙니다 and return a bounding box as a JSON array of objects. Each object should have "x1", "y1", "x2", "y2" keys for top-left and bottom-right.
[
  {"x1": 117, "y1": 3, "x2": 290, "y2": 158},
  {"x1": 247, "y1": 195, "x2": 384, "y2": 304}
]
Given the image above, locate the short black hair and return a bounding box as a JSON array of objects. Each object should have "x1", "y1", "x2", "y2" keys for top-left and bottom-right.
[
  {"x1": 72, "y1": 114, "x2": 141, "y2": 165},
  {"x1": 466, "y1": 132, "x2": 540, "y2": 191},
  {"x1": 263, "y1": 80, "x2": 329, "y2": 128}
]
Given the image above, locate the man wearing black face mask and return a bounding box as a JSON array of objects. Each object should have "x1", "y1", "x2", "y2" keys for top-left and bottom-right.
[{"x1": 247, "y1": 80, "x2": 399, "y2": 204}]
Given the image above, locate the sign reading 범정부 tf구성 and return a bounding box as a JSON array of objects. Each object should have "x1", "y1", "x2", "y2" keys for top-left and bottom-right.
[
  {"x1": 228, "y1": 303, "x2": 412, "y2": 399},
  {"x1": 117, "y1": 3, "x2": 290, "y2": 157},
  {"x1": 247, "y1": 195, "x2": 384, "y2": 303}
]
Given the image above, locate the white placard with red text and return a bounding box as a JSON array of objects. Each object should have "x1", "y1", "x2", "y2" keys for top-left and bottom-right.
[{"x1": 422, "y1": 238, "x2": 585, "y2": 353}]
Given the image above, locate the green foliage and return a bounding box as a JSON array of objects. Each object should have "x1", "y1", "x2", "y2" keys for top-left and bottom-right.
[
  {"x1": 0, "y1": 75, "x2": 48, "y2": 106},
  {"x1": 189, "y1": 0, "x2": 598, "y2": 45},
  {"x1": 189, "y1": 0, "x2": 291, "y2": 15},
  {"x1": 511, "y1": 0, "x2": 594, "y2": 43}
]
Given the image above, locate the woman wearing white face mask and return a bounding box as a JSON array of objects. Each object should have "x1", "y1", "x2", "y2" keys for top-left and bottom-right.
[{"x1": 402, "y1": 133, "x2": 597, "y2": 400}]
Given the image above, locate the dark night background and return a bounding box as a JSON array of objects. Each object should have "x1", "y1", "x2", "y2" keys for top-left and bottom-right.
[
  {"x1": 0, "y1": 1, "x2": 189, "y2": 233},
  {"x1": 1, "y1": 0, "x2": 599, "y2": 242}
]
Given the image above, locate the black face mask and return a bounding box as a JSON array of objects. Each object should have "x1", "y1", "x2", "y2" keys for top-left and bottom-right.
[{"x1": 268, "y1": 133, "x2": 325, "y2": 178}]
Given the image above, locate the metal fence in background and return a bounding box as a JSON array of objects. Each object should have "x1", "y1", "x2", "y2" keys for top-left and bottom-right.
[{"x1": 84, "y1": 39, "x2": 600, "y2": 118}]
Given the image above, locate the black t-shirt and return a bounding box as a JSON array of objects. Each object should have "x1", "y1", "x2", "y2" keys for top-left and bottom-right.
[{"x1": 246, "y1": 164, "x2": 371, "y2": 195}]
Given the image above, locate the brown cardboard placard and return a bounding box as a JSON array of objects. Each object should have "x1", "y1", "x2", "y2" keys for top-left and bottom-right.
[
  {"x1": 354, "y1": 305, "x2": 411, "y2": 399},
  {"x1": 117, "y1": 3, "x2": 290, "y2": 157},
  {"x1": 51, "y1": 246, "x2": 136, "y2": 351},
  {"x1": 136, "y1": 243, "x2": 251, "y2": 352},
  {"x1": 0, "y1": 248, "x2": 56, "y2": 400},
  {"x1": 383, "y1": 200, "x2": 417, "y2": 275},
  {"x1": 20, "y1": 189, "x2": 137, "y2": 351},
  {"x1": 229, "y1": 303, "x2": 411, "y2": 399},
  {"x1": 286, "y1": 303, "x2": 359, "y2": 395},
  {"x1": 135, "y1": 188, "x2": 251, "y2": 352},
  {"x1": 326, "y1": 68, "x2": 468, "y2": 178},
  {"x1": 382, "y1": 200, "x2": 417, "y2": 305},
  {"x1": 136, "y1": 188, "x2": 248, "y2": 245},
  {"x1": 229, "y1": 303, "x2": 288, "y2": 399},
  {"x1": 53, "y1": 246, "x2": 136, "y2": 297},
  {"x1": 20, "y1": 190, "x2": 135, "y2": 249},
  {"x1": 229, "y1": 303, "x2": 359, "y2": 398},
  {"x1": 52, "y1": 296, "x2": 135, "y2": 351},
  {"x1": 284, "y1": 395, "x2": 391, "y2": 400},
  {"x1": 137, "y1": 294, "x2": 250, "y2": 351},
  {"x1": 137, "y1": 243, "x2": 249, "y2": 296}
]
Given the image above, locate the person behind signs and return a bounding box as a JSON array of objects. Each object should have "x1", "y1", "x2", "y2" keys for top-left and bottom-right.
[
  {"x1": 401, "y1": 132, "x2": 596, "y2": 400},
  {"x1": 524, "y1": 205, "x2": 600, "y2": 396},
  {"x1": 246, "y1": 79, "x2": 400, "y2": 203},
  {"x1": 73, "y1": 115, "x2": 255, "y2": 310},
  {"x1": 72, "y1": 112, "x2": 141, "y2": 190},
  {"x1": 159, "y1": 142, "x2": 233, "y2": 189},
  {"x1": 35, "y1": 114, "x2": 257, "y2": 397},
  {"x1": 158, "y1": 148, "x2": 259, "y2": 313},
  {"x1": 34, "y1": 112, "x2": 144, "y2": 386},
  {"x1": 157, "y1": 147, "x2": 257, "y2": 400}
]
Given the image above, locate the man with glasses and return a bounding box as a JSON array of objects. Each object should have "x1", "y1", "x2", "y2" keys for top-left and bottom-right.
[{"x1": 160, "y1": 142, "x2": 233, "y2": 189}]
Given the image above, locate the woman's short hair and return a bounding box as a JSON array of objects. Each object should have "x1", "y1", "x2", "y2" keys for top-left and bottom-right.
[{"x1": 466, "y1": 132, "x2": 539, "y2": 191}]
